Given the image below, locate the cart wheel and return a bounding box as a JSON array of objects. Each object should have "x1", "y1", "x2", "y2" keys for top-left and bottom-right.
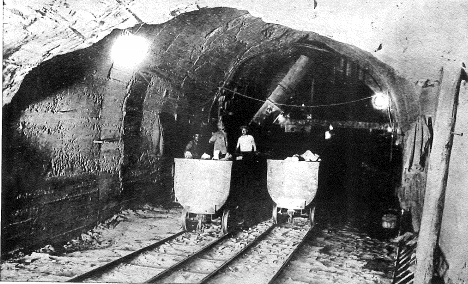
[
  {"x1": 308, "y1": 206, "x2": 316, "y2": 226},
  {"x1": 221, "y1": 209, "x2": 230, "y2": 234},
  {"x1": 272, "y1": 204, "x2": 278, "y2": 224},
  {"x1": 181, "y1": 209, "x2": 189, "y2": 231}
]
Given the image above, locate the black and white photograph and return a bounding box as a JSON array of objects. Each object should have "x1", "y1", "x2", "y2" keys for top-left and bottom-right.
[{"x1": 1, "y1": 1, "x2": 467, "y2": 283}]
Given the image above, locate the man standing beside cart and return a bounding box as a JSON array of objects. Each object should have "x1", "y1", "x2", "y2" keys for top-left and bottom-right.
[
  {"x1": 233, "y1": 125, "x2": 260, "y2": 228},
  {"x1": 236, "y1": 125, "x2": 257, "y2": 162},
  {"x1": 209, "y1": 122, "x2": 230, "y2": 160},
  {"x1": 184, "y1": 133, "x2": 202, "y2": 159}
]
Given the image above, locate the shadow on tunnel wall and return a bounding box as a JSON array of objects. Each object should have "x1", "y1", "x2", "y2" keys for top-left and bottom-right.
[
  {"x1": 1, "y1": 48, "x2": 105, "y2": 257},
  {"x1": 1, "y1": 37, "x2": 164, "y2": 257}
]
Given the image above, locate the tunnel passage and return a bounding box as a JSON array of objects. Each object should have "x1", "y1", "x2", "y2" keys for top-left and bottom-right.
[
  {"x1": 210, "y1": 43, "x2": 404, "y2": 235},
  {"x1": 222, "y1": 127, "x2": 403, "y2": 237},
  {"x1": 2, "y1": 7, "x2": 417, "y2": 255},
  {"x1": 212, "y1": 43, "x2": 395, "y2": 153}
]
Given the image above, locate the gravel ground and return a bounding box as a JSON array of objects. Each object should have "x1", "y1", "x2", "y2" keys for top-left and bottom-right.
[
  {"x1": 0, "y1": 204, "x2": 398, "y2": 283},
  {"x1": 206, "y1": 220, "x2": 311, "y2": 284},
  {"x1": 1, "y1": 204, "x2": 183, "y2": 282},
  {"x1": 276, "y1": 221, "x2": 395, "y2": 284}
]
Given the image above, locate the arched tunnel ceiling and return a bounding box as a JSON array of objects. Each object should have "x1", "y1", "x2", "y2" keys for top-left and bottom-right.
[
  {"x1": 3, "y1": 0, "x2": 467, "y2": 131},
  {"x1": 225, "y1": 46, "x2": 391, "y2": 124}
]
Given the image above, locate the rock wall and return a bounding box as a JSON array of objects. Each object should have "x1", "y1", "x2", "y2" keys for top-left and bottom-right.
[
  {"x1": 3, "y1": 0, "x2": 467, "y2": 106},
  {"x1": 1, "y1": 32, "x2": 165, "y2": 254},
  {"x1": 2, "y1": 50, "x2": 105, "y2": 253},
  {"x1": 2, "y1": 1, "x2": 468, "y2": 281}
]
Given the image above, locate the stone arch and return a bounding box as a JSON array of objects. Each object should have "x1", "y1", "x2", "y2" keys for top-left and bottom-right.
[{"x1": 211, "y1": 37, "x2": 419, "y2": 133}]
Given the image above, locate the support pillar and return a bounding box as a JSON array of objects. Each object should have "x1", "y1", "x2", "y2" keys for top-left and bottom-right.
[{"x1": 414, "y1": 65, "x2": 463, "y2": 284}]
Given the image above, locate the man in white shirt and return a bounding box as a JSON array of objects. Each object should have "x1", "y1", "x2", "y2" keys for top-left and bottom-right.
[
  {"x1": 234, "y1": 125, "x2": 259, "y2": 229},
  {"x1": 236, "y1": 125, "x2": 256, "y2": 159}
]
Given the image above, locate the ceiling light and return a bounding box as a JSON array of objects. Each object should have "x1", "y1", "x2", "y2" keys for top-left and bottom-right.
[
  {"x1": 325, "y1": 124, "x2": 334, "y2": 140},
  {"x1": 372, "y1": 93, "x2": 390, "y2": 110},
  {"x1": 111, "y1": 34, "x2": 150, "y2": 68}
]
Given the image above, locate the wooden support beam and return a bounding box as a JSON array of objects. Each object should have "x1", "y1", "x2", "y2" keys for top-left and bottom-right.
[
  {"x1": 251, "y1": 55, "x2": 313, "y2": 126},
  {"x1": 414, "y1": 66, "x2": 463, "y2": 284}
]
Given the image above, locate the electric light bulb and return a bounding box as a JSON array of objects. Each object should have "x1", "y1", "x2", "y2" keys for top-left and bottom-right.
[
  {"x1": 111, "y1": 34, "x2": 150, "y2": 68},
  {"x1": 372, "y1": 93, "x2": 390, "y2": 110}
]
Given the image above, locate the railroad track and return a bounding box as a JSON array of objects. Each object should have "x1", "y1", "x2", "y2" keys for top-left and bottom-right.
[{"x1": 69, "y1": 219, "x2": 313, "y2": 283}]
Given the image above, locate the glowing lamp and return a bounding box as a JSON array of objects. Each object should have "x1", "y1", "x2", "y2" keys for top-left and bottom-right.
[
  {"x1": 372, "y1": 93, "x2": 390, "y2": 110},
  {"x1": 325, "y1": 124, "x2": 334, "y2": 140},
  {"x1": 382, "y1": 213, "x2": 397, "y2": 229},
  {"x1": 111, "y1": 34, "x2": 150, "y2": 68}
]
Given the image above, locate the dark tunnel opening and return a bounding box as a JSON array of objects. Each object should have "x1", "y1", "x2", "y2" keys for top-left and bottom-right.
[
  {"x1": 313, "y1": 128, "x2": 403, "y2": 239},
  {"x1": 217, "y1": 126, "x2": 403, "y2": 239},
  {"x1": 208, "y1": 46, "x2": 403, "y2": 238}
]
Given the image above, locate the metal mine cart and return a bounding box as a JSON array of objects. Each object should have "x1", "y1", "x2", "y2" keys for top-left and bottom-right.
[
  {"x1": 267, "y1": 159, "x2": 320, "y2": 225},
  {"x1": 173, "y1": 158, "x2": 233, "y2": 233}
]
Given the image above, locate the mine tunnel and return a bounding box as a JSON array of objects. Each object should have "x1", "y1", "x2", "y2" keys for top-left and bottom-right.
[{"x1": 2, "y1": 3, "x2": 468, "y2": 284}]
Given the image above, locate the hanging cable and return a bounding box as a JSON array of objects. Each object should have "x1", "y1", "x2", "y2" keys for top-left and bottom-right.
[{"x1": 219, "y1": 86, "x2": 380, "y2": 109}]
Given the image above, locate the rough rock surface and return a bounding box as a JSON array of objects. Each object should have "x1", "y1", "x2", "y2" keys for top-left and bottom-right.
[{"x1": 3, "y1": 1, "x2": 467, "y2": 105}]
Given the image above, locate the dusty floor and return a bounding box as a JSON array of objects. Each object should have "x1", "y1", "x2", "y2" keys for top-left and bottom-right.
[
  {"x1": 1, "y1": 204, "x2": 183, "y2": 282},
  {"x1": 0, "y1": 202, "x2": 398, "y2": 283}
]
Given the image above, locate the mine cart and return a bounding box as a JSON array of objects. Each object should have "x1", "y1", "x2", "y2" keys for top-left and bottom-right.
[
  {"x1": 173, "y1": 158, "x2": 233, "y2": 233},
  {"x1": 267, "y1": 159, "x2": 320, "y2": 225}
]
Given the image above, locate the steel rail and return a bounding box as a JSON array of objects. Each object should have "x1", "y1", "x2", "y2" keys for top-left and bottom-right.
[
  {"x1": 199, "y1": 223, "x2": 277, "y2": 283},
  {"x1": 68, "y1": 230, "x2": 185, "y2": 282},
  {"x1": 267, "y1": 224, "x2": 315, "y2": 284},
  {"x1": 146, "y1": 231, "x2": 235, "y2": 283}
]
